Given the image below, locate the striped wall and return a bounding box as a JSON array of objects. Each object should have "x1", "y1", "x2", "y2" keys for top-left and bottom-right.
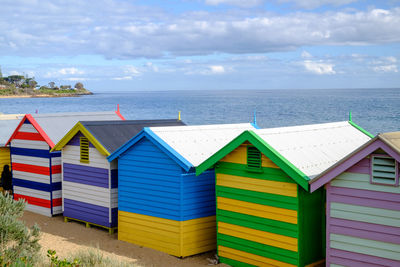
[
  {"x1": 119, "y1": 211, "x2": 216, "y2": 257},
  {"x1": 327, "y1": 154, "x2": 400, "y2": 266},
  {"x1": 215, "y1": 143, "x2": 324, "y2": 267},
  {"x1": 117, "y1": 137, "x2": 216, "y2": 256},
  {"x1": 10, "y1": 120, "x2": 62, "y2": 216},
  {"x1": 61, "y1": 133, "x2": 117, "y2": 228}
]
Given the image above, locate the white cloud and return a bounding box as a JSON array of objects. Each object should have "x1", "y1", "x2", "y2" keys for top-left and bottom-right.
[
  {"x1": 370, "y1": 56, "x2": 398, "y2": 73},
  {"x1": 0, "y1": 1, "x2": 399, "y2": 60},
  {"x1": 301, "y1": 51, "x2": 312, "y2": 59},
  {"x1": 303, "y1": 60, "x2": 336, "y2": 75},
  {"x1": 372, "y1": 65, "x2": 398, "y2": 73},
  {"x1": 279, "y1": 0, "x2": 358, "y2": 9},
  {"x1": 124, "y1": 65, "x2": 141, "y2": 76},
  {"x1": 111, "y1": 76, "x2": 133, "y2": 80},
  {"x1": 209, "y1": 65, "x2": 225, "y2": 74},
  {"x1": 204, "y1": 0, "x2": 263, "y2": 7},
  {"x1": 58, "y1": 68, "x2": 84, "y2": 75}
]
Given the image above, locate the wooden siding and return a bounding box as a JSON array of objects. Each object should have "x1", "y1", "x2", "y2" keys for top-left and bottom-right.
[
  {"x1": 117, "y1": 136, "x2": 216, "y2": 256},
  {"x1": 327, "y1": 154, "x2": 400, "y2": 266},
  {"x1": 61, "y1": 137, "x2": 116, "y2": 227},
  {"x1": 215, "y1": 141, "x2": 325, "y2": 267},
  {"x1": 10, "y1": 120, "x2": 62, "y2": 216},
  {"x1": 0, "y1": 147, "x2": 10, "y2": 173},
  {"x1": 118, "y1": 211, "x2": 216, "y2": 257},
  {"x1": 118, "y1": 137, "x2": 182, "y2": 220},
  {"x1": 215, "y1": 160, "x2": 300, "y2": 266}
]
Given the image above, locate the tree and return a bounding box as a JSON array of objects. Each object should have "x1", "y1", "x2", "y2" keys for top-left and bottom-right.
[
  {"x1": 74, "y1": 82, "x2": 84, "y2": 90},
  {"x1": 48, "y1": 81, "x2": 55, "y2": 89},
  {"x1": 0, "y1": 193, "x2": 41, "y2": 265}
]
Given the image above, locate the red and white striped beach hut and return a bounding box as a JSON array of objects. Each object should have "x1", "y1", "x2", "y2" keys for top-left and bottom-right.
[{"x1": 6, "y1": 111, "x2": 124, "y2": 216}]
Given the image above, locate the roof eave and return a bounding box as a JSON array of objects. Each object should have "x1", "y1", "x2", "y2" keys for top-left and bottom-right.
[
  {"x1": 107, "y1": 128, "x2": 193, "y2": 172},
  {"x1": 51, "y1": 122, "x2": 110, "y2": 156},
  {"x1": 196, "y1": 130, "x2": 310, "y2": 191}
]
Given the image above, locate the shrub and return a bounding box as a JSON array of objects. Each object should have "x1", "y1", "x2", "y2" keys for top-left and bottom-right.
[{"x1": 0, "y1": 193, "x2": 41, "y2": 266}]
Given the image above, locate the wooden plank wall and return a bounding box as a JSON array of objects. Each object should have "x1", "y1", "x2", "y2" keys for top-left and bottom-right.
[
  {"x1": 216, "y1": 144, "x2": 300, "y2": 267},
  {"x1": 10, "y1": 120, "x2": 62, "y2": 216},
  {"x1": 62, "y1": 132, "x2": 116, "y2": 227},
  {"x1": 117, "y1": 137, "x2": 216, "y2": 257},
  {"x1": 0, "y1": 147, "x2": 10, "y2": 173},
  {"x1": 327, "y1": 155, "x2": 400, "y2": 266}
]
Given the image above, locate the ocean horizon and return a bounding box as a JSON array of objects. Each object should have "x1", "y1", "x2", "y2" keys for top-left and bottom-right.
[{"x1": 1, "y1": 88, "x2": 399, "y2": 135}]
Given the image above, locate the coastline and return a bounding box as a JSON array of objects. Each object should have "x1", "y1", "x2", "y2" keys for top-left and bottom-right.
[{"x1": 0, "y1": 93, "x2": 92, "y2": 99}]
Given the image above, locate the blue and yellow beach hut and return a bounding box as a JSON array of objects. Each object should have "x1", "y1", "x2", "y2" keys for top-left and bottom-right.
[{"x1": 107, "y1": 123, "x2": 255, "y2": 257}]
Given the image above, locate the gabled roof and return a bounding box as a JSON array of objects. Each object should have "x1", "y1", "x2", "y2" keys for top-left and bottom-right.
[
  {"x1": 7, "y1": 111, "x2": 124, "y2": 148},
  {"x1": 309, "y1": 131, "x2": 400, "y2": 192},
  {"x1": 0, "y1": 114, "x2": 25, "y2": 146},
  {"x1": 107, "y1": 123, "x2": 256, "y2": 171},
  {"x1": 51, "y1": 119, "x2": 185, "y2": 155},
  {"x1": 196, "y1": 121, "x2": 372, "y2": 191}
]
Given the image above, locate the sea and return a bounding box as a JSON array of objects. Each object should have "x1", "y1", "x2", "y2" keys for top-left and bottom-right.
[{"x1": 1, "y1": 88, "x2": 399, "y2": 135}]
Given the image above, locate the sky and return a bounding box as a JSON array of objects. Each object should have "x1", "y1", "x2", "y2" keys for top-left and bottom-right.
[{"x1": 0, "y1": 0, "x2": 399, "y2": 91}]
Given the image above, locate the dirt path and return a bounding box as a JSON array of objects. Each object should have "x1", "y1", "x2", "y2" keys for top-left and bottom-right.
[{"x1": 20, "y1": 211, "x2": 227, "y2": 267}]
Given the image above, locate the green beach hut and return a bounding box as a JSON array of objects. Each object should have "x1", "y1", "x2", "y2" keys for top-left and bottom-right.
[{"x1": 196, "y1": 121, "x2": 372, "y2": 267}]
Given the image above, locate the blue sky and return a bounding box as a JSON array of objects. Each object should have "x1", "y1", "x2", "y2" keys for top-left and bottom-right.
[{"x1": 0, "y1": 0, "x2": 399, "y2": 91}]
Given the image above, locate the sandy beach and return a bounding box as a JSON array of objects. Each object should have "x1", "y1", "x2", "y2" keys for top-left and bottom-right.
[{"x1": 20, "y1": 211, "x2": 226, "y2": 267}]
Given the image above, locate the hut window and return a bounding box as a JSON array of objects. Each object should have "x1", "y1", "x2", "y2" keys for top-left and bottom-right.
[
  {"x1": 247, "y1": 146, "x2": 262, "y2": 172},
  {"x1": 80, "y1": 137, "x2": 89, "y2": 163},
  {"x1": 371, "y1": 155, "x2": 398, "y2": 186}
]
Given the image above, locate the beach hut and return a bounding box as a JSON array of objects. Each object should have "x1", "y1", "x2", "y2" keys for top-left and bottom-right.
[
  {"x1": 0, "y1": 114, "x2": 24, "y2": 190},
  {"x1": 6, "y1": 110, "x2": 125, "y2": 217},
  {"x1": 107, "y1": 123, "x2": 256, "y2": 257},
  {"x1": 51, "y1": 119, "x2": 185, "y2": 233},
  {"x1": 309, "y1": 132, "x2": 400, "y2": 266},
  {"x1": 195, "y1": 121, "x2": 372, "y2": 267}
]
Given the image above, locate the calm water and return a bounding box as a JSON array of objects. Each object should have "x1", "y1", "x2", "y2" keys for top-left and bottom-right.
[{"x1": 1, "y1": 88, "x2": 399, "y2": 135}]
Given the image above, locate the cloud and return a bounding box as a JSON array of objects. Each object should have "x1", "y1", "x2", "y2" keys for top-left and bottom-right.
[
  {"x1": 204, "y1": 0, "x2": 263, "y2": 7},
  {"x1": 111, "y1": 76, "x2": 133, "y2": 80},
  {"x1": 0, "y1": 1, "x2": 399, "y2": 61},
  {"x1": 370, "y1": 56, "x2": 398, "y2": 73},
  {"x1": 209, "y1": 65, "x2": 225, "y2": 74},
  {"x1": 58, "y1": 68, "x2": 84, "y2": 75},
  {"x1": 279, "y1": 0, "x2": 358, "y2": 9},
  {"x1": 303, "y1": 60, "x2": 336, "y2": 75},
  {"x1": 301, "y1": 51, "x2": 312, "y2": 59}
]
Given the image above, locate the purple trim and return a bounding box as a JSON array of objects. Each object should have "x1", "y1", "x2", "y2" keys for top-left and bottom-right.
[
  {"x1": 110, "y1": 169, "x2": 118, "y2": 188},
  {"x1": 63, "y1": 163, "x2": 109, "y2": 188},
  {"x1": 326, "y1": 184, "x2": 332, "y2": 266},
  {"x1": 370, "y1": 154, "x2": 399, "y2": 187},
  {"x1": 311, "y1": 139, "x2": 400, "y2": 192},
  {"x1": 67, "y1": 132, "x2": 95, "y2": 147},
  {"x1": 346, "y1": 157, "x2": 370, "y2": 174},
  {"x1": 330, "y1": 248, "x2": 400, "y2": 267},
  {"x1": 64, "y1": 198, "x2": 116, "y2": 227},
  {"x1": 330, "y1": 190, "x2": 400, "y2": 211}
]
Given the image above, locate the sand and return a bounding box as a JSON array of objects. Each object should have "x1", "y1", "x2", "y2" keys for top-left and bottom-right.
[{"x1": 20, "y1": 211, "x2": 227, "y2": 267}]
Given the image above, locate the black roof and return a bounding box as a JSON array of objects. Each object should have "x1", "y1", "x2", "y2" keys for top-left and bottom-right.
[{"x1": 81, "y1": 119, "x2": 185, "y2": 153}]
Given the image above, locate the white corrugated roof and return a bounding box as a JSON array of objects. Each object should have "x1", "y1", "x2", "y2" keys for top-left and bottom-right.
[
  {"x1": 30, "y1": 111, "x2": 122, "y2": 145},
  {"x1": 254, "y1": 121, "x2": 371, "y2": 180},
  {"x1": 150, "y1": 123, "x2": 255, "y2": 167},
  {"x1": 0, "y1": 114, "x2": 25, "y2": 146}
]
